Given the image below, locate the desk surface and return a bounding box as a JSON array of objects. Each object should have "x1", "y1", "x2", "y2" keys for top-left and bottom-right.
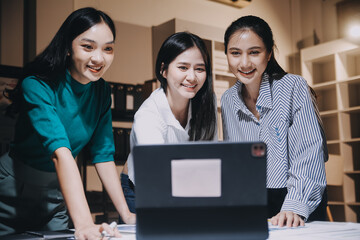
[
  {"x1": 119, "y1": 221, "x2": 360, "y2": 240},
  {"x1": 2, "y1": 221, "x2": 360, "y2": 240},
  {"x1": 268, "y1": 221, "x2": 360, "y2": 239}
]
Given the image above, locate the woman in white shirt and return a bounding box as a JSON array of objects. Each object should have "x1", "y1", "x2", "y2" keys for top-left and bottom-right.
[{"x1": 119, "y1": 32, "x2": 217, "y2": 221}]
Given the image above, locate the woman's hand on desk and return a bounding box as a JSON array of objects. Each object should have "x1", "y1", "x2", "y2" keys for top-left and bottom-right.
[
  {"x1": 122, "y1": 212, "x2": 136, "y2": 224},
  {"x1": 270, "y1": 211, "x2": 305, "y2": 228},
  {"x1": 75, "y1": 222, "x2": 122, "y2": 240},
  {"x1": 74, "y1": 223, "x2": 105, "y2": 240}
]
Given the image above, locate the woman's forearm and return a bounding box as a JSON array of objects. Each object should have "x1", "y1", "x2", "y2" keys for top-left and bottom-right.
[
  {"x1": 95, "y1": 161, "x2": 135, "y2": 224},
  {"x1": 52, "y1": 147, "x2": 94, "y2": 229}
]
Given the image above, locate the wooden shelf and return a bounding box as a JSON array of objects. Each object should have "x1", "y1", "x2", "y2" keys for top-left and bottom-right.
[
  {"x1": 341, "y1": 106, "x2": 360, "y2": 113},
  {"x1": 338, "y1": 75, "x2": 360, "y2": 84},
  {"x1": 343, "y1": 138, "x2": 360, "y2": 143},
  {"x1": 327, "y1": 140, "x2": 341, "y2": 144},
  {"x1": 328, "y1": 201, "x2": 345, "y2": 206},
  {"x1": 347, "y1": 202, "x2": 360, "y2": 206},
  {"x1": 345, "y1": 171, "x2": 360, "y2": 174},
  {"x1": 320, "y1": 110, "x2": 339, "y2": 117},
  {"x1": 312, "y1": 81, "x2": 337, "y2": 89}
]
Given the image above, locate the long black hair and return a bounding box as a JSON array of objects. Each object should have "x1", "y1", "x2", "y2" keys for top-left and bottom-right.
[
  {"x1": 6, "y1": 7, "x2": 115, "y2": 115},
  {"x1": 224, "y1": 15, "x2": 328, "y2": 161},
  {"x1": 224, "y1": 15, "x2": 286, "y2": 80},
  {"x1": 155, "y1": 32, "x2": 216, "y2": 141}
]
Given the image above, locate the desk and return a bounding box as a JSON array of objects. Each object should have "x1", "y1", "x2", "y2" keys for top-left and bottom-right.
[
  {"x1": 2, "y1": 221, "x2": 360, "y2": 239},
  {"x1": 120, "y1": 222, "x2": 360, "y2": 240},
  {"x1": 108, "y1": 221, "x2": 360, "y2": 240}
]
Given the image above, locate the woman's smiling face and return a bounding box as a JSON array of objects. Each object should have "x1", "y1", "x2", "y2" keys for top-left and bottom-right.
[
  {"x1": 226, "y1": 29, "x2": 271, "y2": 86},
  {"x1": 162, "y1": 46, "x2": 207, "y2": 102},
  {"x1": 69, "y1": 22, "x2": 115, "y2": 84}
]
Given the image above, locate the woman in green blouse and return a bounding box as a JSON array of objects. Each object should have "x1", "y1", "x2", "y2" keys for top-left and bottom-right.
[{"x1": 0, "y1": 7, "x2": 134, "y2": 239}]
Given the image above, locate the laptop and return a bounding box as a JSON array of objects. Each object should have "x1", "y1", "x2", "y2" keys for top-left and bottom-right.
[{"x1": 133, "y1": 141, "x2": 268, "y2": 240}]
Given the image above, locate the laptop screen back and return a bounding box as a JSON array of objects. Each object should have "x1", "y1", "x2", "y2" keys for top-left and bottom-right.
[{"x1": 133, "y1": 141, "x2": 268, "y2": 240}]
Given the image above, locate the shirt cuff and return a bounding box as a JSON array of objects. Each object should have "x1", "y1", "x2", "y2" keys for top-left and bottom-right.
[
  {"x1": 47, "y1": 140, "x2": 72, "y2": 155},
  {"x1": 281, "y1": 198, "x2": 310, "y2": 221},
  {"x1": 92, "y1": 154, "x2": 114, "y2": 164}
]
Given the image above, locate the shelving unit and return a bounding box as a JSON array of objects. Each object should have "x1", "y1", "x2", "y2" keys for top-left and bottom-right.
[
  {"x1": 211, "y1": 40, "x2": 237, "y2": 140},
  {"x1": 301, "y1": 39, "x2": 360, "y2": 222}
]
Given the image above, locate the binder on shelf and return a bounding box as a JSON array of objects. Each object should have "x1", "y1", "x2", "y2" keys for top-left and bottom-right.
[
  {"x1": 113, "y1": 127, "x2": 127, "y2": 164},
  {"x1": 112, "y1": 128, "x2": 120, "y2": 161},
  {"x1": 142, "y1": 79, "x2": 154, "y2": 99},
  {"x1": 143, "y1": 78, "x2": 159, "y2": 94},
  {"x1": 113, "y1": 127, "x2": 132, "y2": 165},
  {"x1": 125, "y1": 85, "x2": 135, "y2": 111},
  {"x1": 134, "y1": 84, "x2": 145, "y2": 111},
  {"x1": 125, "y1": 128, "x2": 132, "y2": 157},
  {"x1": 115, "y1": 83, "x2": 126, "y2": 112},
  {"x1": 110, "y1": 80, "x2": 157, "y2": 121},
  {"x1": 108, "y1": 82, "x2": 116, "y2": 110}
]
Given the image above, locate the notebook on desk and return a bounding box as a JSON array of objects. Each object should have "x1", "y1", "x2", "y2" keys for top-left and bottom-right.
[{"x1": 133, "y1": 141, "x2": 269, "y2": 240}]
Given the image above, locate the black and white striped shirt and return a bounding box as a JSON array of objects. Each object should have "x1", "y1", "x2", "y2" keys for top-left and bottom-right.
[{"x1": 221, "y1": 73, "x2": 327, "y2": 219}]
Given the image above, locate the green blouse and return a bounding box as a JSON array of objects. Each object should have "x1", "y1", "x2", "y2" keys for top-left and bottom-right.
[{"x1": 10, "y1": 70, "x2": 115, "y2": 172}]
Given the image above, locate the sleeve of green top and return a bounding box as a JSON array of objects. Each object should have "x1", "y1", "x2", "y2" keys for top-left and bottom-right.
[
  {"x1": 87, "y1": 81, "x2": 115, "y2": 164},
  {"x1": 21, "y1": 76, "x2": 72, "y2": 155}
]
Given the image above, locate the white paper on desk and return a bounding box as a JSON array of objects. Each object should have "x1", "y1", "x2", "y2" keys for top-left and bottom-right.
[
  {"x1": 268, "y1": 221, "x2": 360, "y2": 240},
  {"x1": 109, "y1": 236, "x2": 135, "y2": 240},
  {"x1": 117, "y1": 224, "x2": 136, "y2": 233},
  {"x1": 171, "y1": 159, "x2": 221, "y2": 197}
]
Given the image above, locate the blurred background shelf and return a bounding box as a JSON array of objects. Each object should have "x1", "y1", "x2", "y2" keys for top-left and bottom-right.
[{"x1": 301, "y1": 38, "x2": 360, "y2": 222}]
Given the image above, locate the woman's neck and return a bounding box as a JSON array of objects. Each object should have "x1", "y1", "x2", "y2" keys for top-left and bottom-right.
[
  {"x1": 242, "y1": 84, "x2": 259, "y2": 103},
  {"x1": 241, "y1": 79, "x2": 261, "y2": 120},
  {"x1": 167, "y1": 93, "x2": 190, "y2": 128}
]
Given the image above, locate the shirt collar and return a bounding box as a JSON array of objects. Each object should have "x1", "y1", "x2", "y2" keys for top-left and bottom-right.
[
  {"x1": 65, "y1": 69, "x2": 92, "y2": 94},
  {"x1": 257, "y1": 73, "x2": 273, "y2": 110},
  {"x1": 153, "y1": 88, "x2": 191, "y2": 131},
  {"x1": 230, "y1": 73, "x2": 273, "y2": 115}
]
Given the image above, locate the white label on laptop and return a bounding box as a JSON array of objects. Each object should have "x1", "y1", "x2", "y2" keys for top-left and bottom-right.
[{"x1": 171, "y1": 159, "x2": 221, "y2": 197}]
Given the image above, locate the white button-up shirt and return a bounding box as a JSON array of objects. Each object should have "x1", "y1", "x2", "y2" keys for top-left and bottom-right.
[{"x1": 127, "y1": 88, "x2": 191, "y2": 184}]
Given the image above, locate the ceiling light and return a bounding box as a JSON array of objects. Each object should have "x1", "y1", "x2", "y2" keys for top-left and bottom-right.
[{"x1": 348, "y1": 24, "x2": 360, "y2": 39}]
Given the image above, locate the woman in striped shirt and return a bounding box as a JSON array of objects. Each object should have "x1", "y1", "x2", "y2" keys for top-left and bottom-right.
[
  {"x1": 221, "y1": 15, "x2": 327, "y2": 227},
  {"x1": 119, "y1": 32, "x2": 217, "y2": 222}
]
